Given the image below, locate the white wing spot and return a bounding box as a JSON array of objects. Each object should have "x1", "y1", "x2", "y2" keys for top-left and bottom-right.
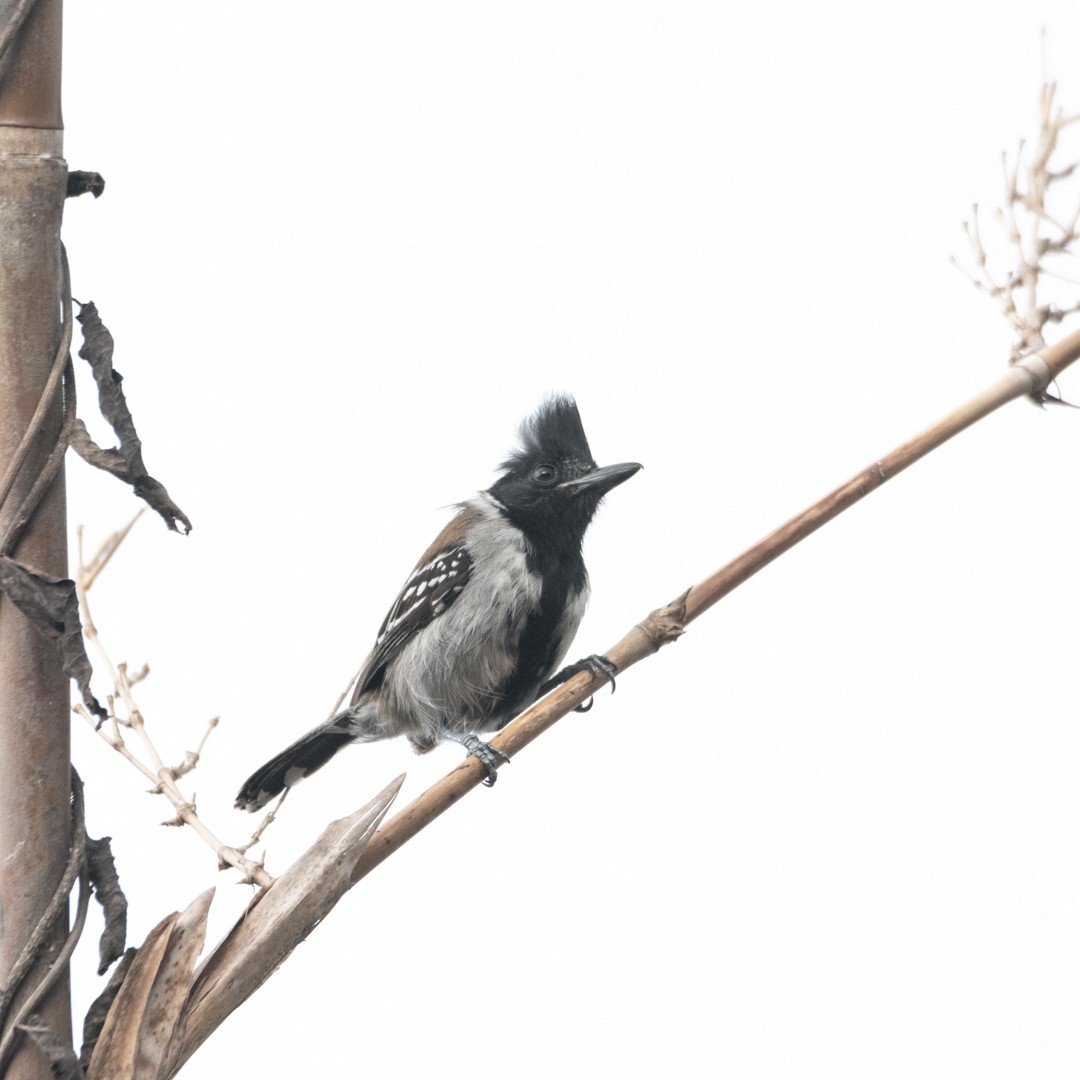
[{"x1": 283, "y1": 765, "x2": 307, "y2": 788}]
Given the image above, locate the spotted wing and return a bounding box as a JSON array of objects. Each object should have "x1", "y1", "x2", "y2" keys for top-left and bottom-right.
[{"x1": 349, "y1": 542, "x2": 472, "y2": 705}]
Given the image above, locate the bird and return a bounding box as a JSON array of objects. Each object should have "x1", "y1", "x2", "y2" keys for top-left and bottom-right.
[{"x1": 235, "y1": 395, "x2": 641, "y2": 811}]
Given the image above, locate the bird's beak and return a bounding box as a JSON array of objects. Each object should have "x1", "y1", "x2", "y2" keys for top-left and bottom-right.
[{"x1": 558, "y1": 461, "x2": 642, "y2": 497}]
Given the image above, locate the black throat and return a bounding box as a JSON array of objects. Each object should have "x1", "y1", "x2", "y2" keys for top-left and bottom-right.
[{"x1": 490, "y1": 501, "x2": 588, "y2": 722}]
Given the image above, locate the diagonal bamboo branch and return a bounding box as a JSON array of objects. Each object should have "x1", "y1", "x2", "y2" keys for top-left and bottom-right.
[
  {"x1": 675, "y1": 347, "x2": 1067, "y2": 626},
  {"x1": 347, "y1": 335, "x2": 1078, "y2": 883}
]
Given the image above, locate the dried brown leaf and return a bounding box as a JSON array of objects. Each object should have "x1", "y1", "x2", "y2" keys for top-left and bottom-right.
[
  {"x1": 86, "y1": 912, "x2": 176, "y2": 1079},
  {"x1": 74, "y1": 302, "x2": 192, "y2": 535},
  {"x1": 141, "y1": 889, "x2": 213, "y2": 1076},
  {"x1": 87, "y1": 835, "x2": 128, "y2": 974},
  {"x1": 86, "y1": 889, "x2": 214, "y2": 1080},
  {"x1": 79, "y1": 948, "x2": 135, "y2": 1074},
  {"x1": 0, "y1": 554, "x2": 105, "y2": 720}
]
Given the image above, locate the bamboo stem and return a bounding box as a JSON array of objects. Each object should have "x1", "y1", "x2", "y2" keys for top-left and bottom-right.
[
  {"x1": 0, "y1": 5, "x2": 69, "y2": 1071},
  {"x1": 682, "y1": 349, "x2": 1061, "y2": 624}
]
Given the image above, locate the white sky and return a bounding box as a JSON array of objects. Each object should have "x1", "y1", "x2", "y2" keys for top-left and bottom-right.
[{"x1": 56, "y1": 3, "x2": 1080, "y2": 1077}]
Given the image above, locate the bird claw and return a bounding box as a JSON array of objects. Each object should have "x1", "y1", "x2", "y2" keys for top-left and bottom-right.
[
  {"x1": 459, "y1": 733, "x2": 511, "y2": 786},
  {"x1": 588, "y1": 654, "x2": 619, "y2": 689},
  {"x1": 539, "y1": 653, "x2": 619, "y2": 712}
]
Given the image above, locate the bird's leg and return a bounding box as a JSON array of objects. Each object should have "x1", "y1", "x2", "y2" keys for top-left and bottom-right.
[
  {"x1": 448, "y1": 732, "x2": 511, "y2": 787},
  {"x1": 537, "y1": 654, "x2": 618, "y2": 712}
]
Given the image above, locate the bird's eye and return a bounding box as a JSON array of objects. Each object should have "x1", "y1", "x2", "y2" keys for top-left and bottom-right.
[{"x1": 531, "y1": 463, "x2": 558, "y2": 484}]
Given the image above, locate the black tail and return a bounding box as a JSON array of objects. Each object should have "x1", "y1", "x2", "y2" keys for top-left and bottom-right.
[{"x1": 235, "y1": 721, "x2": 354, "y2": 812}]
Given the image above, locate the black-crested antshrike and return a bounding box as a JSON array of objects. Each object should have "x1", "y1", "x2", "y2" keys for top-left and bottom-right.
[{"x1": 236, "y1": 395, "x2": 640, "y2": 811}]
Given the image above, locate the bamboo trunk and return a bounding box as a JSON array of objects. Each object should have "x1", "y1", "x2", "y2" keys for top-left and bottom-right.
[{"x1": 0, "y1": 3, "x2": 70, "y2": 1078}]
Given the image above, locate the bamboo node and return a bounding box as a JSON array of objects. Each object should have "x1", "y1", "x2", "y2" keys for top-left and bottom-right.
[
  {"x1": 1016, "y1": 351, "x2": 1052, "y2": 394},
  {"x1": 635, "y1": 589, "x2": 690, "y2": 651}
]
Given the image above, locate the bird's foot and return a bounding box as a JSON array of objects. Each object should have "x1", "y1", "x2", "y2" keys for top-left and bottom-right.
[
  {"x1": 538, "y1": 653, "x2": 618, "y2": 712},
  {"x1": 459, "y1": 733, "x2": 511, "y2": 787}
]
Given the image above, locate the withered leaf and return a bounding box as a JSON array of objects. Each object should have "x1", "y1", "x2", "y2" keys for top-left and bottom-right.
[
  {"x1": 87, "y1": 835, "x2": 128, "y2": 975},
  {"x1": 75, "y1": 301, "x2": 192, "y2": 535},
  {"x1": 0, "y1": 555, "x2": 106, "y2": 720},
  {"x1": 68, "y1": 419, "x2": 126, "y2": 479}
]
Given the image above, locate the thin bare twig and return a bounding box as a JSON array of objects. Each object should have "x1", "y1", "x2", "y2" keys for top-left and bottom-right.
[
  {"x1": 326, "y1": 667, "x2": 363, "y2": 720},
  {"x1": 80, "y1": 509, "x2": 142, "y2": 591},
  {"x1": 169, "y1": 715, "x2": 218, "y2": 781},
  {"x1": 236, "y1": 788, "x2": 288, "y2": 857},
  {"x1": 957, "y1": 80, "x2": 1080, "y2": 376},
  {"x1": 75, "y1": 523, "x2": 273, "y2": 887}
]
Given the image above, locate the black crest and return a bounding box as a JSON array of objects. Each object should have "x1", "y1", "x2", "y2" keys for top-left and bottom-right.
[{"x1": 499, "y1": 394, "x2": 596, "y2": 476}]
